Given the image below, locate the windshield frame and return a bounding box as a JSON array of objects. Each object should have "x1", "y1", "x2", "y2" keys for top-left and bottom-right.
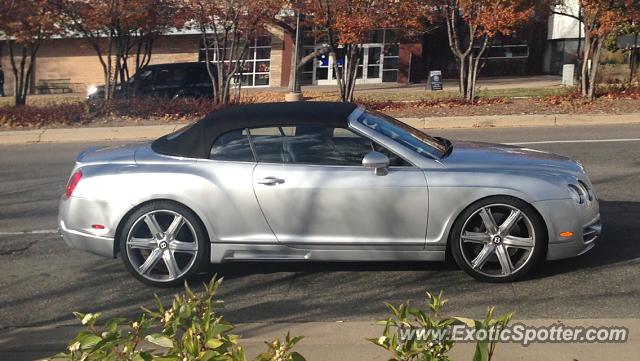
[{"x1": 354, "y1": 109, "x2": 448, "y2": 159}]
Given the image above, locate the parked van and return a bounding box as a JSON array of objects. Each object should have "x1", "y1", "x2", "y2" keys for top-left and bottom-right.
[{"x1": 87, "y1": 62, "x2": 215, "y2": 100}]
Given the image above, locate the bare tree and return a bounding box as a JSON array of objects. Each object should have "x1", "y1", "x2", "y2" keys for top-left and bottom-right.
[
  {"x1": 0, "y1": 0, "x2": 62, "y2": 106},
  {"x1": 185, "y1": 0, "x2": 283, "y2": 105}
]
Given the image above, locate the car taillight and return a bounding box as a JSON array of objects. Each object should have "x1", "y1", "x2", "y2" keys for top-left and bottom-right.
[{"x1": 65, "y1": 170, "x2": 83, "y2": 198}]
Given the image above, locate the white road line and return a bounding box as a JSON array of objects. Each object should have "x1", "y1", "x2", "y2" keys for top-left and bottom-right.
[
  {"x1": 0, "y1": 229, "x2": 58, "y2": 236},
  {"x1": 507, "y1": 138, "x2": 640, "y2": 146}
]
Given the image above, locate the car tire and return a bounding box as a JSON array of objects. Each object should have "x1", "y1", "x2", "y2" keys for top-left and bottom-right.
[
  {"x1": 119, "y1": 201, "x2": 209, "y2": 287},
  {"x1": 450, "y1": 196, "x2": 546, "y2": 283}
]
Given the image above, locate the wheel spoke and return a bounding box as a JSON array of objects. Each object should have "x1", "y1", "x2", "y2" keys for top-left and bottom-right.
[
  {"x1": 461, "y1": 231, "x2": 490, "y2": 244},
  {"x1": 144, "y1": 214, "x2": 164, "y2": 239},
  {"x1": 128, "y1": 237, "x2": 155, "y2": 249},
  {"x1": 503, "y1": 235, "x2": 534, "y2": 249},
  {"x1": 499, "y1": 209, "x2": 521, "y2": 236},
  {"x1": 169, "y1": 240, "x2": 197, "y2": 253},
  {"x1": 479, "y1": 207, "x2": 498, "y2": 234},
  {"x1": 138, "y1": 248, "x2": 163, "y2": 275},
  {"x1": 165, "y1": 215, "x2": 184, "y2": 240},
  {"x1": 163, "y1": 251, "x2": 180, "y2": 279},
  {"x1": 495, "y1": 245, "x2": 514, "y2": 275},
  {"x1": 471, "y1": 244, "x2": 496, "y2": 270}
]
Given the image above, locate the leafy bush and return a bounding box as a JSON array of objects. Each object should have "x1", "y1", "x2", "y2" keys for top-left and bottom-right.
[
  {"x1": 0, "y1": 102, "x2": 87, "y2": 128},
  {"x1": 0, "y1": 97, "x2": 234, "y2": 128},
  {"x1": 49, "y1": 277, "x2": 306, "y2": 361},
  {"x1": 369, "y1": 292, "x2": 513, "y2": 361},
  {"x1": 88, "y1": 98, "x2": 229, "y2": 119}
]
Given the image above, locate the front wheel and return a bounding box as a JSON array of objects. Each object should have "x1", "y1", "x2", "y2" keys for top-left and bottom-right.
[
  {"x1": 450, "y1": 196, "x2": 546, "y2": 282},
  {"x1": 119, "y1": 201, "x2": 209, "y2": 287}
]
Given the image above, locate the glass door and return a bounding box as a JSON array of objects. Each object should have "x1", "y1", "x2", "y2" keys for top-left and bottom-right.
[
  {"x1": 314, "y1": 52, "x2": 333, "y2": 85},
  {"x1": 362, "y1": 45, "x2": 382, "y2": 84},
  {"x1": 313, "y1": 44, "x2": 383, "y2": 85}
]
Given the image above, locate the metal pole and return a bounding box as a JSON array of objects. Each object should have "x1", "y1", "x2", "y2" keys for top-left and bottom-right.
[
  {"x1": 286, "y1": 10, "x2": 303, "y2": 101},
  {"x1": 292, "y1": 10, "x2": 301, "y2": 93}
]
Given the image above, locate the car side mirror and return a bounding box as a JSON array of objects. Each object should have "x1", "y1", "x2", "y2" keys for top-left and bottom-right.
[{"x1": 362, "y1": 151, "x2": 390, "y2": 176}]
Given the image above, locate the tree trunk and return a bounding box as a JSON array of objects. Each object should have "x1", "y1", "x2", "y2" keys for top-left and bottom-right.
[
  {"x1": 331, "y1": 51, "x2": 346, "y2": 102},
  {"x1": 467, "y1": 37, "x2": 489, "y2": 102},
  {"x1": 580, "y1": 35, "x2": 592, "y2": 97},
  {"x1": 457, "y1": 56, "x2": 466, "y2": 95},
  {"x1": 630, "y1": 33, "x2": 638, "y2": 86},
  {"x1": 287, "y1": 18, "x2": 302, "y2": 94},
  {"x1": 6, "y1": 41, "x2": 34, "y2": 107},
  {"x1": 587, "y1": 38, "x2": 603, "y2": 100}
]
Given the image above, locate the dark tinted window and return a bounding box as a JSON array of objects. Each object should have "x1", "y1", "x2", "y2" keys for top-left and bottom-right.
[
  {"x1": 210, "y1": 129, "x2": 254, "y2": 162},
  {"x1": 156, "y1": 67, "x2": 187, "y2": 85},
  {"x1": 185, "y1": 66, "x2": 210, "y2": 85},
  {"x1": 249, "y1": 127, "x2": 292, "y2": 163},
  {"x1": 249, "y1": 126, "x2": 409, "y2": 166}
]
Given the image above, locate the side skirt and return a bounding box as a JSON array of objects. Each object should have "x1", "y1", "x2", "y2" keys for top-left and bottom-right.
[{"x1": 210, "y1": 243, "x2": 446, "y2": 263}]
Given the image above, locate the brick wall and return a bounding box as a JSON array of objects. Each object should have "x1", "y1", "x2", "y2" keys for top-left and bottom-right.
[
  {"x1": 0, "y1": 34, "x2": 201, "y2": 96},
  {"x1": 0, "y1": 30, "x2": 292, "y2": 95},
  {"x1": 267, "y1": 25, "x2": 285, "y2": 88},
  {"x1": 398, "y1": 43, "x2": 424, "y2": 84}
]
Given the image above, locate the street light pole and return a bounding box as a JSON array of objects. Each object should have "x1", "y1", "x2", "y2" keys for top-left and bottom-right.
[{"x1": 286, "y1": 10, "x2": 303, "y2": 101}]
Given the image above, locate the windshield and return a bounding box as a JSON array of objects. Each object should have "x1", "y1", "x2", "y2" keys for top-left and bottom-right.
[{"x1": 356, "y1": 110, "x2": 448, "y2": 158}]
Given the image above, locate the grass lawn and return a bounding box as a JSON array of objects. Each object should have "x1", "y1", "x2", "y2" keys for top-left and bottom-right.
[
  {"x1": 0, "y1": 86, "x2": 572, "y2": 108},
  {"x1": 350, "y1": 86, "x2": 572, "y2": 101}
]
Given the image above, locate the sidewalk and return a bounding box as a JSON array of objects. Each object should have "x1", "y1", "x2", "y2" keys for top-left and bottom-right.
[
  {"x1": 1, "y1": 319, "x2": 638, "y2": 360},
  {"x1": 250, "y1": 75, "x2": 564, "y2": 94},
  {"x1": 2, "y1": 113, "x2": 640, "y2": 145}
]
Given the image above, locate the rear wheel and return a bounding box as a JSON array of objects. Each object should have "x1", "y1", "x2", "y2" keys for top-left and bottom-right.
[
  {"x1": 450, "y1": 196, "x2": 546, "y2": 282},
  {"x1": 119, "y1": 201, "x2": 209, "y2": 287}
]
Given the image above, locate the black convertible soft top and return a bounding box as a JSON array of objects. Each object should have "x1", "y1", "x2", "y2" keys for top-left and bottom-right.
[{"x1": 151, "y1": 101, "x2": 359, "y2": 158}]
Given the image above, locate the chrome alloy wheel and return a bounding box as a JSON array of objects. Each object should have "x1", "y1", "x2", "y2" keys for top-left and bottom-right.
[
  {"x1": 459, "y1": 204, "x2": 536, "y2": 278},
  {"x1": 125, "y1": 210, "x2": 199, "y2": 283}
]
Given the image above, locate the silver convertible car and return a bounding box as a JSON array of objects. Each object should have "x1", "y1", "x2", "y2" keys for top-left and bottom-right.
[{"x1": 59, "y1": 102, "x2": 601, "y2": 286}]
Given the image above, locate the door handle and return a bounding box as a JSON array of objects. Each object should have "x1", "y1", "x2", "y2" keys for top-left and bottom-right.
[{"x1": 257, "y1": 177, "x2": 285, "y2": 186}]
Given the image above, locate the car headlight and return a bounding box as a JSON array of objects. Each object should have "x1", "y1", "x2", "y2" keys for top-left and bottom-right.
[
  {"x1": 568, "y1": 184, "x2": 584, "y2": 204},
  {"x1": 87, "y1": 85, "x2": 98, "y2": 96},
  {"x1": 577, "y1": 180, "x2": 594, "y2": 202},
  {"x1": 568, "y1": 181, "x2": 593, "y2": 205}
]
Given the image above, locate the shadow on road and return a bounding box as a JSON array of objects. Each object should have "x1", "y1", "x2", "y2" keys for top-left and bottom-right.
[
  {"x1": 1, "y1": 200, "x2": 637, "y2": 334},
  {"x1": 527, "y1": 200, "x2": 640, "y2": 279}
]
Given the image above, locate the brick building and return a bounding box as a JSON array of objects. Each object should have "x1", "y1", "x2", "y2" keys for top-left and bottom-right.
[{"x1": 0, "y1": 27, "x2": 423, "y2": 96}]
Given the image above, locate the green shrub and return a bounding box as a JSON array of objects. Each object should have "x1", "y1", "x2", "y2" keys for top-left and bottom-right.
[
  {"x1": 369, "y1": 292, "x2": 513, "y2": 361},
  {"x1": 48, "y1": 277, "x2": 306, "y2": 361}
]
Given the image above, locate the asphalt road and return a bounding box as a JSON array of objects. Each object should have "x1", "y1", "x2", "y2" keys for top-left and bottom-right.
[{"x1": 1, "y1": 124, "x2": 639, "y2": 335}]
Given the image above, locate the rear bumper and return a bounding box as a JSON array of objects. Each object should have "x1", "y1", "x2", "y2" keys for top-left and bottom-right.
[
  {"x1": 58, "y1": 195, "x2": 119, "y2": 258},
  {"x1": 59, "y1": 219, "x2": 115, "y2": 258}
]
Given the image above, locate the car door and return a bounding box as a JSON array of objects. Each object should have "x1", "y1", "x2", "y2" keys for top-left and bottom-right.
[
  {"x1": 195, "y1": 128, "x2": 278, "y2": 245},
  {"x1": 251, "y1": 125, "x2": 428, "y2": 249}
]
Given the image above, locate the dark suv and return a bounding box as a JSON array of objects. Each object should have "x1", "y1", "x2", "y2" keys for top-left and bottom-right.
[{"x1": 87, "y1": 62, "x2": 215, "y2": 100}]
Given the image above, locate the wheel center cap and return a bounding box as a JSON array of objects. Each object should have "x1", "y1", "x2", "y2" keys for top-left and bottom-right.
[
  {"x1": 492, "y1": 235, "x2": 502, "y2": 245},
  {"x1": 159, "y1": 241, "x2": 168, "y2": 250}
]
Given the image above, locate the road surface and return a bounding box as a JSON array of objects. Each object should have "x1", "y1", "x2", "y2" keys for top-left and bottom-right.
[{"x1": 0, "y1": 123, "x2": 639, "y2": 358}]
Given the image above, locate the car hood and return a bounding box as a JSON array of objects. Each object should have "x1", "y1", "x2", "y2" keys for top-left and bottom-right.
[{"x1": 441, "y1": 141, "x2": 583, "y2": 174}]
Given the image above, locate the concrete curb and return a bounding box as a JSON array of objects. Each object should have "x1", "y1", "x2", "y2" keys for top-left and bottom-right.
[
  {"x1": 1, "y1": 113, "x2": 639, "y2": 145},
  {"x1": 403, "y1": 112, "x2": 640, "y2": 130}
]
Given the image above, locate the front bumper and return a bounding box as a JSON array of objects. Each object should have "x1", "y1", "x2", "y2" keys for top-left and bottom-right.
[{"x1": 534, "y1": 198, "x2": 602, "y2": 261}]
